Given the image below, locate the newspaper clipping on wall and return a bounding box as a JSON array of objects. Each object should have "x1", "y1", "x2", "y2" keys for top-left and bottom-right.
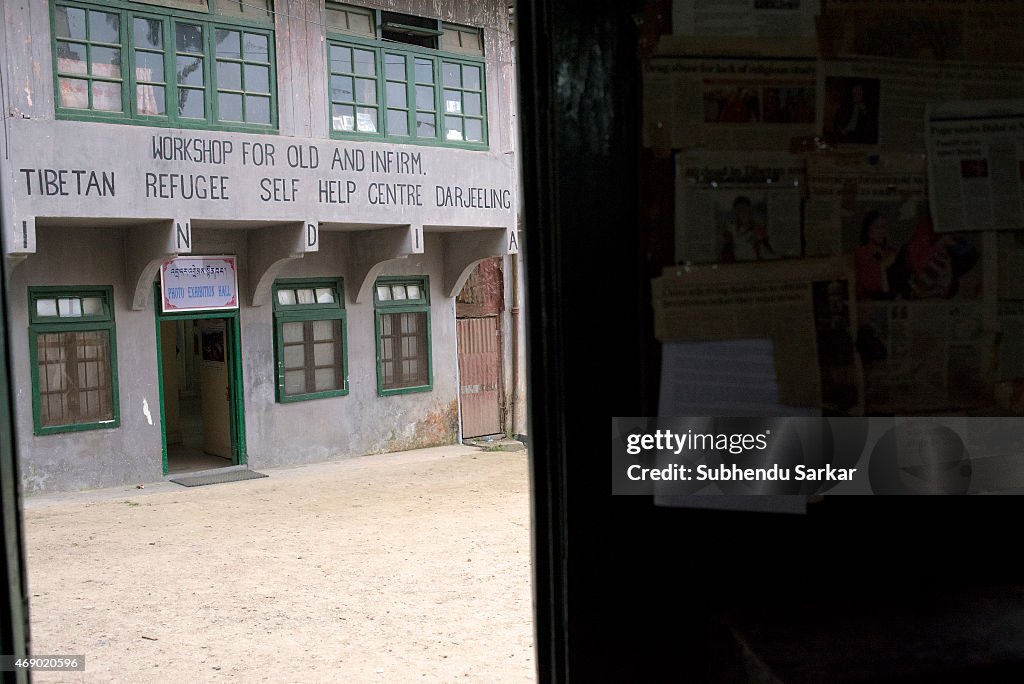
[
  {"x1": 644, "y1": 37, "x2": 818, "y2": 150},
  {"x1": 674, "y1": 152, "x2": 805, "y2": 264},
  {"x1": 997, "y1": 300, "x2": 1024, "y2": 381},
  {"x1": 996, "y1": 233, "x2": 1024, "y2": 390},
  {"x1": 804, "y1": 156, "x2": 929, "y2": 260},
  {"x1": 651, "y1": 257, "x2": 862, "y2": 414},
  {"x1": 999, "y1": 232, "x2": 1024, "y2": 300},
  {"x1": 673, "y1": 0, "x2": 818, "y2": 38},
  {"x1": 805, "y1": 156, "x2": 995, "y2": 412},
  {"x1": 926, "y1": 99, "x2": 1024, "y2": 234},
  {"x1": 819, "y1": 59, "x2": 1024, "y2": 153},
  {"x1": 817, "y1": 0, "x2": 1024, "y2": 63}
]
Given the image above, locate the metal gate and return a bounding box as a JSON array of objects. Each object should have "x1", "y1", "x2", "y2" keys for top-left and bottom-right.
[{"x1": 457, "y1": 316, "x2": 501, "y2": 438}]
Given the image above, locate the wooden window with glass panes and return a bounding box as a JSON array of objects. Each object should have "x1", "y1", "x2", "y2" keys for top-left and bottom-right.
[
  {"x1": 51, "y1": 0, "x2": 276, "y2": 130},
  {"x1": 325, "y1": 4, "x2": 486, "y2": 147},
  {"x1": 28, "y1": 287, "x2": 119, "y2": 435},
  {"x1": 374, "y1": 277, "x2": 432, "y2": 394},
  {"x1": 272, "y1": 279, "x2": 348, "y2": 402}
]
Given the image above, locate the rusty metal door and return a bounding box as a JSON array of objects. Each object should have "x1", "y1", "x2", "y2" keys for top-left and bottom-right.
[{"x1": 457, "y1": 316, "x2": 502, "y2": 437}]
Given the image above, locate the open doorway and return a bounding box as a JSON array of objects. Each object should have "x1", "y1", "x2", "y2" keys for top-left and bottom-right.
[{"x1": 157, "y1": 313, "x2": 245, "y2": 475}]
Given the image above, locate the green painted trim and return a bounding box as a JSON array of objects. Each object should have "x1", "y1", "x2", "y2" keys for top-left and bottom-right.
[
  {"x1": 373, "y1": 275, "x2": 430, "y2": 306},
  {"x1": 158, "y1": 309, "x2": 237, "y2": 320},
  {"x1": 272, "y1": 278, "x2": 349, "y2": 403},
  {"x1": 274, "y1": 312, "x2": 349, "y2": 403},
  {"x1": 27, "y1": 285, "x2": 113, "y2": 324},
  {"x1": 227, "y1": 314, "x2": 247, "y2": 465},
  {"x1": 28, "y1": 286, "x2": 120, "y2": 436},
  {"x1": 62, "y1": 0, "x2": 274, "y2": 27},
  {"x1": 154, "y1": 285, "x2": 247, "y2": 466},
  {"x1": 373, "y1": 276, "x2": 433, "y2": 396},
  {"x1": 326, "y1": 35, "x2": 489, "y2": 150},
  {"x1": 272, "y1": 277, "x2": 346, "y2": 312},
  {"x1": 327, "y1": 128, "x2": 488, "y2": 151},
  {"x1": 439, "y1": 58, "x2": 488, "y2": 147},
  {"x1": 50, "y1": 1, "x2": 130, "y2": 118},
  {"x1": 53, "y1": 0, "x2": 278, "y2": 132},
  {"x1": 154, "y1": 314, "x2": 169, "y2": 475},
  {"x1": 54, "y1": 109, "x2": 279, "y2": 134}
]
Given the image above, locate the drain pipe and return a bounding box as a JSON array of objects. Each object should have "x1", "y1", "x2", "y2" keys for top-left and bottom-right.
[{"x1": 510, "y1": 250, "x2": 521, "y2": 437}]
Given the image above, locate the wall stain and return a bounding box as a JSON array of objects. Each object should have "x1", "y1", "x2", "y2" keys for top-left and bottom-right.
[{"x1": 370, "y1": 399, "x2": 459, "y2": 453}]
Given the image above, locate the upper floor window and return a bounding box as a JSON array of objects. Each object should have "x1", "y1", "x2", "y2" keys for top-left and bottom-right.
[
  {"x1": 325, "y1": 4, "x2": 487, "y2": 148},
  {"x1": 51, "y1": 0, "x2": 276, "y2": 131}
]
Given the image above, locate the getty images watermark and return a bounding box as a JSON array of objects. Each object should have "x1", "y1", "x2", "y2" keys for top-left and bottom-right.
[
  {"x1": 623, "y1": 426, "x2": 856, "y2": 485},
  {"x1": 612, "y1": 417, "x2": 1024, "y2": 495}
]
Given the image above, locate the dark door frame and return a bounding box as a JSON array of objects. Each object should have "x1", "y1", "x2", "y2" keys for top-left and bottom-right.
[
  {"x1": 516, "y1": 1, "x2": 647, "y2": 681},
  {"x1": 0, "y1": 1, "x2": 644, "y2": 680},
  {"x1": 1, "y1": 248, "x2": 30, "y2": 680}
]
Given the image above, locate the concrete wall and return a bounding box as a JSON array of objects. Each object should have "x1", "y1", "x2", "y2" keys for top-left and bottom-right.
[
  {"x1": 9, "y1": 226, "x2": 460, "y2": 492},
  {"x1": 241, "y1": 231, "x2": 461, "y2": 469},
  {"x1": 8, "y1": 227, "x2": 166, "y2": 492},
  {"x1": 0, "y1": 0, "x2": 516, "y2": 146},
  {"x1": 0, "y1": 0, "x2": 520, "y2": 492}
]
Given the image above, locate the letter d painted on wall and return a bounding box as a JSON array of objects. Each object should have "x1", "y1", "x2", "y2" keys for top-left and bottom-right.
[{"x1": 306, "y1": 222, "x2": 319, "y2": 251}]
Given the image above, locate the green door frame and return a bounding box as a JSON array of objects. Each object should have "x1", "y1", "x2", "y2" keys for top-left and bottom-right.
[{"x1": 153, "y1": 289, "x2": 247, "y2": 475}]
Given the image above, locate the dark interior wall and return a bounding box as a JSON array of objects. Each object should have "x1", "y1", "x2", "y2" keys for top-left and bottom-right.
[{"x1": 518, "y1": 1, "x2": 1024, "y2": 682}]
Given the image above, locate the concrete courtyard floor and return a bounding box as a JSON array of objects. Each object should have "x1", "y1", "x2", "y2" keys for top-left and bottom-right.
[{"x1": 22, "y1": 445, "x2": 534, "y2": 682}]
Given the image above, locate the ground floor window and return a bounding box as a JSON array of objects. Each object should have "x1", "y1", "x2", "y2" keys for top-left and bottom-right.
[
  {"x1": 28, "y1": 286, "x2": 119, "y2": 434},
  {"x1": 273, "y1": 278, "x2": 347, "y2": 402},
  {"x1": 375, "y1": 276, "x2": 432, "y2": 394}
]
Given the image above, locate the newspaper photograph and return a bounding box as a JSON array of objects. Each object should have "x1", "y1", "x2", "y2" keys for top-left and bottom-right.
[
  {"x1": 804, "y1": 156, "x2": 928, "y2": 262},
  {"x1": 926, "y1": 99, "x2": 1024, "y2": 233},
  {"x1": 817, "y1": 0, "x2": 1024, "y2": 63},
  {"x1": 651, "y1": 257, "x2": 862, "y2": 413},
  {"x1": 819, "y1": 59, "x2": 1024, "y2": 154},
  {"x1": 673, "y1": 0, "x2": 818, "y2": 38},
  {"x1": 804, "y1": 156, "x2": 996, "y2": 412},
  {"x1": 805, "y1": 155, "x2": 984, "y2": 304},
  {"x1": 644, "y1": 37, "x2": 818, "y2": 150},
  {"x1": 674, "y1": 152, "x2": 805, "y2": 264}
]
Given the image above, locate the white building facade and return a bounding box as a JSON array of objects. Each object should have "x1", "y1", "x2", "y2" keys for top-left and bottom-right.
[{"x1": 0, "y1": 0, "x2": 522, "y2": 492}]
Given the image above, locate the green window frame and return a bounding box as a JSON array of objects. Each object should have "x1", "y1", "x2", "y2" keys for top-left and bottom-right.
[
  {"x1": 51, "y1": 0, "x2": 277, "y2": 133},
  {"x1": 326, "y1": 7, "x2": 487, "y2": 149},
  {"x1": 272, "y1": 278, "x2": 348, "y2": 403},
  {"x1": 28, "y1": 286, "x2": 120, "y2": 435},
  {"x1": 374, "y1": 276, "x2": 432, "y2": 395}
]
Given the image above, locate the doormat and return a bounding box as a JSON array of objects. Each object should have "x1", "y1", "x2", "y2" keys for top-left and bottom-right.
[{"x1": 170, "y1": 469, "x2": 268, "y2": 487}]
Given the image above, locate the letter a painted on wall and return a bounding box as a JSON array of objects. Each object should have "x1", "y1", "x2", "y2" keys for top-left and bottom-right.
[{"x1": 508, "y1": 230, "x2": 519, "y2": 254}]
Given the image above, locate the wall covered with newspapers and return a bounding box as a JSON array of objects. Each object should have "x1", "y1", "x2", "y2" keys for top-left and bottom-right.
[{"x1": 648, "y1": 0, "x2": 1024, "y2": 416}]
